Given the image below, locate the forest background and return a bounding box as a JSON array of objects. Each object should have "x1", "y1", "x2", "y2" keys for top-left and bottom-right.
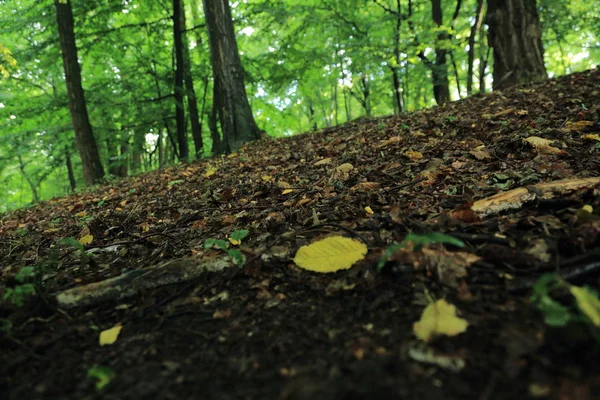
[{"x1": 0, "y1": 0, "x2": 598, "y2": 213}]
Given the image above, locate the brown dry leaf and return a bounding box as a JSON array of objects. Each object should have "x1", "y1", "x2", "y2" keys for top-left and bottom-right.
[
  {"x1": 296, "y1": 197, "x2": 312, "y2": 206},
  {"x1": 565, "y1": 120, "x2": 595, "y2": 131},
  {"x1": 213, "y1": 309, "x2": 232, "y2": 319},
  {"x1": 422, "y1": 247, "x2": 480, "y2": 287},
  {"x1": 523, "y1": 136, "x2": 568, "y2": 156},
  {"x1": 378, "y1": 136, "x2": 402, "y2": 147},
  {"x1": 469, "y1": 149, "x2": 491, "y2": 160},
  {"x1": 350, "y1": 182, "x2": 380, "y2": 192},
  {"x1": 404, "y1": 150, "x2": 423, "y2": 160},
  {"x1": 331, "y1": 163, "x2": 354, "y2": 181},
  {"x1": 313, "y1": 157, "x2": 333, "y2": 166}
]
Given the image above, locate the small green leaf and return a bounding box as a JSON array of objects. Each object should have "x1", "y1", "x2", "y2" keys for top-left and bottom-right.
[
  {"x1": 404, "y1": 232, "x2": 465, "y2": 249},
  {"x1": 204, "y1": 238, "x2": 229, "y2": 250},
  {"x1": 97, "y1": 200, "x2": 106, "y2": 206},
  {"x1": 227, "y1": 249, "x2": 246, "y2": 266},
  {"x1": 87, "y1": 366, "x2": 113, "y2": 391},
  {"x1": 168, "y1": 179, "x2": 184, "y2": 187},
  {"x1": 15, "y1": 266, "x2": 35, "y2": 282},
  {"x1": 229, "y1": 229, "x2": 249, "y2": 242}
]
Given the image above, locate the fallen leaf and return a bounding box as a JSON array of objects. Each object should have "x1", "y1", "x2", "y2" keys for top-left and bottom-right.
[
  {"x1": 523, "y1": 136, "x2": 568, "y2": 156},
  {"x1": 350, "y1": 182, "x2": 380, "y2": 192},
  {"x1": 79, "y1": 234, "x2": 94, "y2": 246},
  {"x1": 99, "y1": 324, "x2": 122, "y2": 346},
  {"x1": 413, "y1": 299, "x2": 468, "y2": 342},
  {"x1": 569, "y1": 285, "x2": 600, "y2": 327},
  {"x1": 407, "y1": 342, "x2": 465, "y2": 372},
  {"x1": 404, "y1": 150, "x2": 423, "y2": 160},
  {"x1": 314, "y1": 157, "x2": 332, "y2": 166},
  {"x1": 293, "y1": 236, "x2": 368, "y2": 273},
  {"x1": 282, "y1": 189, "x2": 294, "y2": 195}
]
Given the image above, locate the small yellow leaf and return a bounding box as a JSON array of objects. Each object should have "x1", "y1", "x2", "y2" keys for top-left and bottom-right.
[
  {"x1": 282, "y1": 189, "x2": 294, "y2": 195},
  {"x1": 364, "y1": 206, "x2": 374, "y2": 215},
  {"x1": 43, "y1": 228, "x2": 61, "y2": 233},
  {"x1": 413, "y1": 299, "x2": 468, "y2": 342},
  {"x1": 293, "y1": 236, "x2": 368, "y2": 273},
  {"x1": 204, "y1": 168, "x2": 217, "y2": 178},
  {"x1": 75, "y1": 211, "x2": 87, "y2": 217},
  {"x1": 565, "y1": 120, "x2": 594, "y2": 131},
  {"x1": 261, "y1": 175, "x2": 273, "y2": 182},
  {"x1": 569, "y1": 285, "x2": 600, "y2": 327},
  {"x1": 79, "y1": 234, "x2": 94, "y2": 245},
  {"x1": 583, "y1": 134, "x2": 600, "y2": 142},
  {"x1": 120, "y1": 200, "x2": 128, "y2": 207},
  {"x1": 228, "y1": 237, "x2": 241, "y2": 246},
  {"x1": 313, "y1": 157, "x2": 333, "y2": 166},
  {"x1": 99, "y1": 324, "x2": 122, "y2": 346}
]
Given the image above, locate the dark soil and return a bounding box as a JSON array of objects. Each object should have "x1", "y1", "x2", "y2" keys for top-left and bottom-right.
[{"x1": 2, "y1": 69, "x2": 600, "y2": 400}]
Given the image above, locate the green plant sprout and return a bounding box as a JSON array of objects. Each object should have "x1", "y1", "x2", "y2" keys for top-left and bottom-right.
[
  {"x1": 530, "y1": 273, "x2": 600, "y2": 342},
  {"x1": 203, "y1": 229, "x2": 249, "y2": 267},
  {"x1": 2, "y1": 266, "x2": 36, "y2": 306}
]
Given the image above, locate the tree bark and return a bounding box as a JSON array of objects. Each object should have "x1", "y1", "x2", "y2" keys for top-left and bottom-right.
[
  {"x1": 467, "y1": 0, "x2": 485, "y2": 95},
  {"x1": 173, "y1": 0, "x2": 189, "y2": 162},
  {"x1": 203, "y1": 0, "x2": 260, "y2": 153},
  {"x1": 65, "y1": 151, "x2": 77, "y2": 192},
  {"x1": 486, "y1": 0, "x2": 547, "y2": 90},
  {"x1": 431, "y1": 0, "x2": 451, "y2": 104},
  {"x1": 179, "y1": 0, "x2": 203, "y2": 159},
  {"x1": 54, "y1": 0, "x2": 104, "y2": 186}
]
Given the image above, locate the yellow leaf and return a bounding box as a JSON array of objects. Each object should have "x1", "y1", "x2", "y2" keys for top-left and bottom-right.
[
  {"x1": 413, "y1": 299, "x2": 468, "y2": 342},
  {"x1": 282, "y1": 189, "x2": 294, "y2": 195},
  {"x1": 204, "y1": 168, "x2": 217, "y2": 178},
  {"x1": 75, "y1": 211, "x2": 87, "y2": 217},
  {"x1": 313, "y1": 157, "x2": 333, "y2": 166},
  {"x1": 120, "y1": 200, "x2": 128, "y2": 207},
  {"x1": 293, "y1": 236, "x2": 368, "y2": 273},
  {"x1": 261, "y1": 175, "x2": 273, "y2": 182},
  {"x1": 79, "y1": 234, "x2": 94, "y2": 245},
  {"x1": 364, "y1": 206, "x2": 374, "y2": 215},
  {"x1": 228, "y1": 237, "x2": 241, "y2": 246},
  {"x1": 569, "y1": 285, "x2": 600, "y2": 327},
  {"x1": 583, "y1": 134, "x2": 600, "y2": 142},
  {"x1": 43, "y1": 228, "x2": 61, "y2": 233},
  {"x1": 523, "y1": 136, "x2": 568, "y2": 156},
  {"x1": 99, "y1": 324, "x2": 122, "y2": 346},
  {"x1": 565, "y1": 120, "x2": 594, "y2": 131}
]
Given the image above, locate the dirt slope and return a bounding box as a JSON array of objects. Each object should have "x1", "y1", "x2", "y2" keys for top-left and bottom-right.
[{"x1": 1, "y1": 69, "x2": 600, "y2": 399}]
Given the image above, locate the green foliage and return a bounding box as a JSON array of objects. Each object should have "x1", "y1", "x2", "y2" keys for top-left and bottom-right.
[
  {"x1": 203, "y1": 229, "x2": 248, "y2": 266},
  {"x1": 530, "y1": 273, "x2": 600, "y2": 342},
  {"x1": 87, "y1": 366, "x2": 113, "y2": 391},
  {"x1": 2, "y1": 266, "x2": 36, "y2": 306},
  {"x1": 377, "y1": 232, "x2": 465, "y2": 271}
]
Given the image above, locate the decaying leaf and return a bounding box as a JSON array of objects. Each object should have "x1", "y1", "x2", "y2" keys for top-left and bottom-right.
[
  {"x1": 408, "y1": 342, "x2": 466, "y2": 372},
  {"x1": 413, "y1": 299, "x2": 468, "y2": 342},
  {"x1": 350, "y1": 182, "x2": 380, "y2": 192},
  {"x1": 523, "y1": 136, "x2": 568, "y2": 156},
  {"x1": 331, "y1": 163, "x2": 354, "y2": 181},
  {"x1": 79, "y1": 234, "x2": 94, "y2": 245},
  {"x1": 314, "y1": 157, "x2": 332, "y2": 166},
  {"x1": 99, "y1": 324, "x2": 122, "y2": 346},
  {"x1": 404, "y1": 150, "x2": 423, "y2": 160},
  {"x1": 293, "y1": 236, "x2": 368, "y2": 273}
]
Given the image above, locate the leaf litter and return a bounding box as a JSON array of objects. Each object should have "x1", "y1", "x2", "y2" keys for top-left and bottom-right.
[{"x1": 1, "y1": 69, "x2": 600, "y2": 399}]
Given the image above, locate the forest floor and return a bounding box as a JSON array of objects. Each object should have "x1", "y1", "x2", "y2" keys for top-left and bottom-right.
[{"x1": 2, "y1": 69, "x2": 600, "y2": 400}]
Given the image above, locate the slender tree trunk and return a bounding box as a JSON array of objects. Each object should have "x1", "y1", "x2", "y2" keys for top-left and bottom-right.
[
  {"x1": 203, "y1": 0, "x2": 260, "y2": 153},
  {"x1": 486, "y1": 0, "x2": 547, "y2": 89},
  {"x1": 65, "y1": 150, "x2": 76, "y2": 192},
  {"x1": 209, "y1": 80, "x2": 222, "y2": 154},
  {"x1": 392, "y1": 0, "x2": 404, "y2": 113},
  {"x1": 54, "y1": 0, "x2": 104, "y2": 185},
  {"x1": 173, "y1": 0, "x2": 189, "y2": 162},
  {"x1": 467, "y1": 0, "x2": 485, "y2": 95},
  {"x1": 431, "y1": 0, "x2": 451, "y2": 104},
  {"x1": 17, "y1": 155, "x2": 39, "y2": 202},
  {"x1": 179, "y1": 0, "x2": 203, "y2": 159}
]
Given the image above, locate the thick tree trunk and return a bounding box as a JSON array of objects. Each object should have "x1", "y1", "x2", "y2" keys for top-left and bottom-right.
[
  {"x1": 179, "y1": 0, "x2": 203, "y2": 159},
  {"x1": 173, "y1": 0, "x2": 189, "y2": 162},
  {"x1": 431, "y1": 0, "x2": 451, "y2": 104},
  {"x1": 54, "y1": 0, "x2": 104, "y2": 186},
  {"x1": 486, "y1": 0, "x2": 547, "y2": 89},
  {"x1": 203, "y1": 0, "x2": 260, "y2": 153}
]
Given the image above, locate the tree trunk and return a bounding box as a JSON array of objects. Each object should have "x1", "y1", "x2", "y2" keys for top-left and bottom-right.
[
  {"x1": 486, "y1": 0, "x2": 547, "y2": 90},
  {"x1": 467, "y1": 0, "x2": 485, "y2": 95},
  {"x1": 173, "y1": 0, "x2": 189, "y2": 162},
  {"x1": 54, "y1": 0, "x2": 104, "y2": 186},
  {"x1": 65, "y1": 151, "x2": 77, "y2": 192},
  {"x1": 180, "y1": 0, "x2": 203, "y2": 159},
  {"x1": 203, "y1": 0, "x2": 260, "y2": 153},
  {"x1": 431, "y1": 0, "x2": 451, "y2": 104},
  {"x1": 392, "y1": 0, "x2": 404, "y2": 113}
]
